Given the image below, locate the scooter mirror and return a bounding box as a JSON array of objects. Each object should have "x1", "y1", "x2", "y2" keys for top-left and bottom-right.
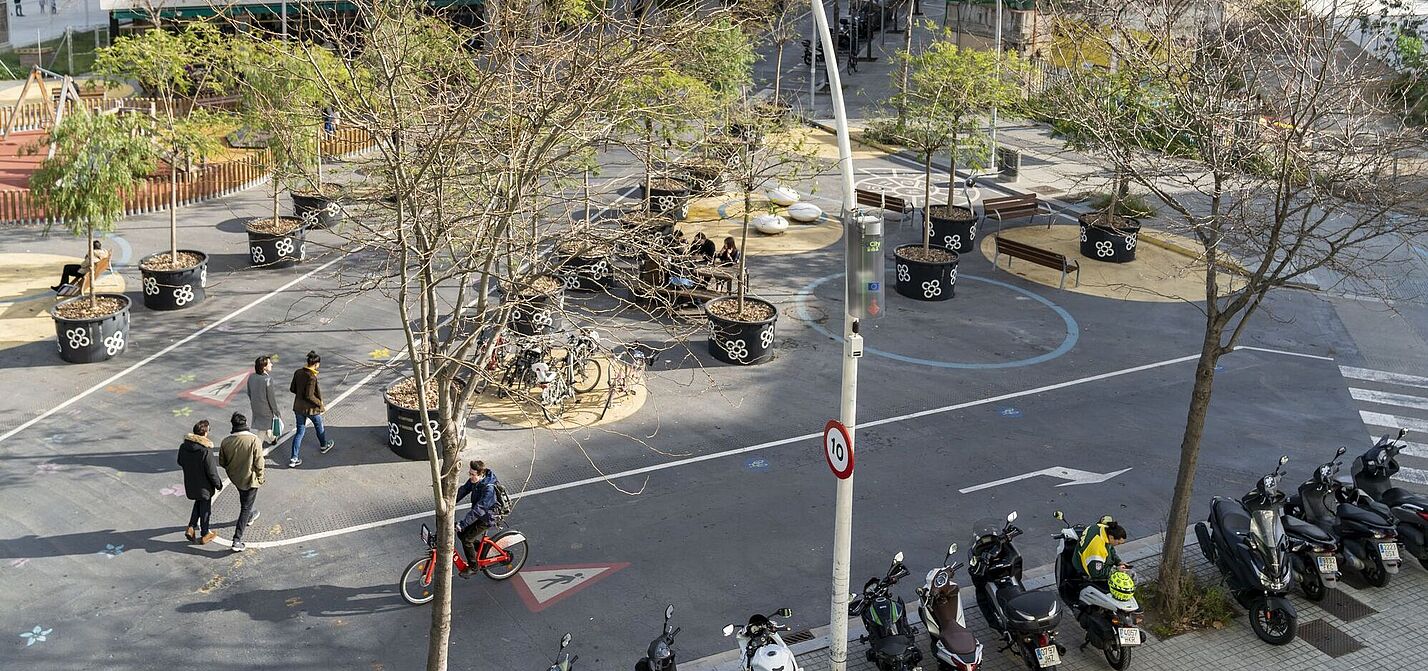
[
  {"x1": 1335, "y1": 446, "x2": 1346, "y2": 457},
  {"x1": 948, "y1": 543, "x2": 958, "y2": 555},
  {"x1": 776, "y1": 608, "x2": 793, "y2": 618},
  {"x1": 560, "y1": 633, "x2": 572, "y2": 649},
  {"x1": 1400, "y1": 428, "x2": 1409, "y2": 439},
  {"x1": 893, "y1": 551, "x2": 904, "y2": 563},
  {"x1": 723, "y1": 625, "x2": 735, "y2": 637},
  {"x1": 1280, "y1": 455, "x2": 1290, "y2": 465},
  {"x1": 1007, "y1": 511, "x2": 1018, "y2": 523},
  {"x1": 1053, "y1": 510, "x2": 1064, "y2": 521}
]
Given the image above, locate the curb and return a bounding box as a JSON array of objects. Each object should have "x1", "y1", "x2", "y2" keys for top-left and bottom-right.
[{"x1": 681, "y1": 528, "x2": 1197, "y2": 671}]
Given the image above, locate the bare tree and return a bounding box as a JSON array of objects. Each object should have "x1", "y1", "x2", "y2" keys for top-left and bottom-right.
[{"x1": 1043, "y1": 0, "x2": 1428, "y2": 616}]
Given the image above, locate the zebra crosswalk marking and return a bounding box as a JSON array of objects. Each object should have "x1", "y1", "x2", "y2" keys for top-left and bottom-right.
[
  {"x1": 1350, "y1": 387, "x2": 1428, "y2": 411},
  {"x1": 1339, "y1": 366, "x2": 1428, "y2": 389},
  {"x1": 1342, "y1": 365, "x2": 1428, "y2": 492},
  {"x1": 1358, "y1": 411, "x2": 1428, "y2": 436}
]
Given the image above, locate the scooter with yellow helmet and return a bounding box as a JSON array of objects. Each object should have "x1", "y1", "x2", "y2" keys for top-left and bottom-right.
[{"x1": 1052, "y1": 512, "x2": 1143, "y2": 670}]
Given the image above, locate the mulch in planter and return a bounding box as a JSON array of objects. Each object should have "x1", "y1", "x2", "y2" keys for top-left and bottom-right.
[
  {"x1": 897, "y1": 246, "x2": 958, "y2": 264},
  {"x1": 53, "y1": 295, "x2": 126, "y2": 320},
  {"x1": 928, "y1": 204, "x2": 976, "y2": 222},
  {"x1": 247, "y1": 217, "x2": 304, "y2": 236},
  {"x1": 139, "y1": 250, "x2": 204, "y2": 272}
]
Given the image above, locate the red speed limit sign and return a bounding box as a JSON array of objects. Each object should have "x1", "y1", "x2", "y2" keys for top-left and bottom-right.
[{"x1": 823, "y1": 419, "x2": 854, "y2": 479}]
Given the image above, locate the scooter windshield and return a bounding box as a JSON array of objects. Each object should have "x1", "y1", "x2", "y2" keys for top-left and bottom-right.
[{"x1": 1249, "y1": 508, "x2": 1285, "y2": 568}]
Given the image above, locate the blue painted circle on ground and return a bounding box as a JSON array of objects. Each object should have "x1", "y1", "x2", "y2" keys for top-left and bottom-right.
[{"x1": 794, "y1": 272, "x2": 1079, "y2": 369}]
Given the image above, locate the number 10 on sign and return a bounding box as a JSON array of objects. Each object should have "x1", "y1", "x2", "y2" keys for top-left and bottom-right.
[{"x1": 824, "y1": 420, "x2": 854, "y2": 479}]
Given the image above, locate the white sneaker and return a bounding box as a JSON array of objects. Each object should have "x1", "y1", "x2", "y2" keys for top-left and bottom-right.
[
  {"x1": 248, "y1": 510, "x2": 260, "y2": 525},
  {"x1": 231, "y1": 541, "x2": 246, "y2": 552}
]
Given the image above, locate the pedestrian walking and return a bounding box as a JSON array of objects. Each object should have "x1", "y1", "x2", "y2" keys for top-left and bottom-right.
[
  {"x1": 12, "y1": 0, "x2": 22, "y2": 18},
  {"x1": 247, "y1": 355, "x2": 283, "y2": 446},
  {"x1": 46, "y1": 0, "x2": 53, "y2": 13},
  {"x1": 177, "y1": 420, "x2": 223, "y2": 545},
  {"x1": 287, "y1": 350, "x2": 334, "y2": 467},
  {"x1": 219, "y1": 412, "x2": 264, "y2": 553}
]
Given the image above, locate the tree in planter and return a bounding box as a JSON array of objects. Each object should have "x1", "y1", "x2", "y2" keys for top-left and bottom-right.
[
  {"x1": 95, "y1": 20, "x2": 234, "y2": 307},
  {"x1": 278, "y1": 4, "x2": 728, "y2": 669},
  {"x1": 1043, "y1": 0, "x2": 1428, "y2": 622}
]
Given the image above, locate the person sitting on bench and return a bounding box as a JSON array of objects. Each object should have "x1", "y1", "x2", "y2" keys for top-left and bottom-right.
[
  {"x1": 715, "y1": 236, "x2": 741, "y2": 266},
  {"x1": 688, "y1": 232, "x2": 716, "y2": 263},
  {"x1": 53, "y1": 240, "x2": 109, "y2": 293}
]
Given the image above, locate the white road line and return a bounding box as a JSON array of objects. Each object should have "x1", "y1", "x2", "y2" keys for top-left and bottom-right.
[
  {"x1": 0, "y1": 252, "x2": 354, "y2": 446},
  {"x1": 1359, "y1": 411, "x2": 1428, "y2": 435},
  {"x1": 1350, "y1": 387, "x2": 1428, "y2": 411},
  {"x1": 1394, "y1": 467, "x2": 1428, "y2": 486},
  {"x1": 1339, "y1": 365, "x2": 1428, "y2": 389},
  {"x1": 1236, "y1": 346, "x2": 1334, "y2": 361},
  {"x1": 231, "y1": 345, "x2": 1327, "y2": 549}
]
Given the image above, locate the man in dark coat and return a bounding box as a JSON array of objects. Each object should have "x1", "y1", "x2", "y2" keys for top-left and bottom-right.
[
  {"x1": 287, "y1": 350, "x2": 335, "y2": 468},
  {"x1": 177, "y1": 420, "x2": 224, "y2": 545},
  {"x1": 455, "y1": 460, "x2": 500, "y2": 576}
]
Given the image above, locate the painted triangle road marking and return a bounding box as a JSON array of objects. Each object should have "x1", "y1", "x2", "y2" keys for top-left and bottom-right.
[
  {"x1": 511, "y1": 562, "x2": 629, "y2": 612},
  {"x1": 181, "y1": 371, "x2": 252, "y2": 407}
]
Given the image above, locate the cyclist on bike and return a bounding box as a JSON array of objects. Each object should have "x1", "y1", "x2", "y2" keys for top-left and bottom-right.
[{"x1": 456, "y1": 460, "x2": 500, "y2": 577}]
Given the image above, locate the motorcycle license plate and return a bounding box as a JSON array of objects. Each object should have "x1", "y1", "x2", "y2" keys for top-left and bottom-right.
[
  {"x1": 1035, "y1": 645, "x2": 1061, "y2": 667},
  {"x1": 1379, "y1": 542, "x2": 1401, "y2": 561},
  {"x1": 1117, "y1": 628, "x2": 1142, "y2": 646},
  {"x1": 1315, "y1": 555, "x2": 1337, "y2": 574}
]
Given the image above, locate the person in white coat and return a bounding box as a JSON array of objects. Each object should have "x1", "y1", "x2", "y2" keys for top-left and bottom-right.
[{"x1": 247, "y1": 356, "x2": 284, "y2": 446}]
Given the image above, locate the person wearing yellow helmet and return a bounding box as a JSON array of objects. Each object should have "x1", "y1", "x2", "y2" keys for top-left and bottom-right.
[{"x1": 1076, "y1": 517, "x2": 1129, "y2": 583}]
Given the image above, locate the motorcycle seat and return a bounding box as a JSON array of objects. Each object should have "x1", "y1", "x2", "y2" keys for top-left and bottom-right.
[
  {"x1": 1212, "y1": 499, "x2": 1251, "y2": 534},
  {"x1": 1283, "y1": 515, "x2": 1335, "y2": 544},
  {"x1": 874, "y1": 633, "x2": 914, "y2": 657},
  {"x1": 930, "y1": 601, "x2": 978, "y2": 654},
  {"x1": 1382, "y1": 488, "x2": 1428, "y2": 508},
  {"x1": 994, "y1": 584, "x2": 1026, "y2": 609},
  {"x1": 1336, "y1": 502, "x2": 1394, "y2": 529},
  {"x1": 1000, "y1": 590, "x2": 1058, "y2": 620}
]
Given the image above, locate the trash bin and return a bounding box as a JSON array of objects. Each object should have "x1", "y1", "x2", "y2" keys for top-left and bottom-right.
[{"x1": 996, "y1": 147, "x2": 1022, "y2": 181}]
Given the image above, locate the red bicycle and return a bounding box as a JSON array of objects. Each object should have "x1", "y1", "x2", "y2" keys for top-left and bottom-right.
[{"x1": 399, "y1": 523, "x2": 530, "y2": 605}]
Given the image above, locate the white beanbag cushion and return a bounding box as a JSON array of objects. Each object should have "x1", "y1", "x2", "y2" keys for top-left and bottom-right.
[
  {"x1": 787, "y1": 201, "x2": 823, "y2": 222},
  {"x1": 753, "y1": 214, "x2": 789, "y2": 235},
  {"x1": 766, "y1": 186, "x2": 800, "y2": 206}
]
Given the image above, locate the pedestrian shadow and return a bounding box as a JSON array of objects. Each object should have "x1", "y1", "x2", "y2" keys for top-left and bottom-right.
[
  {"x1": 0, "y1": 525, "x2": 213, "y2": 560},
  {"x1": 175, "y1": 583, "x2": 409, "y2": 622}
]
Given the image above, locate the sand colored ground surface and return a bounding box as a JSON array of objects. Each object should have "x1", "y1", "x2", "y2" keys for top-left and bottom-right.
[
  {"x1": 0, "y1": 252, "x2": 126, "y2": 348},
  {"x1": 977, "y1": 225, "x2": 1243, "y2": 302},
  {"x1": 677, "y1": 192, "x2": 842, "y2": 256},
  {"x1": 468, "y1": 355, "x2": 647, "y2": 429},
  {"x1": 771, "y1": 126, "x2": 885, "y2": 162}
]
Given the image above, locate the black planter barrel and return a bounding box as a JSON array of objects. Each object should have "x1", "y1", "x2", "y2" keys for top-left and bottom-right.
[
  {"x1": 246, "y1": 218, "x2": 309, "y2": 269},
  {"x1": 292, "y1": 191, "x2": 343, "y2": 229},
  {"x1": 508, "y1": 289, "x2": 566, "y2": 336},
  {"x1": 561, "y1": 252, "x2": 614, "y2": 292},
  {"x1": 1079, "y1": 216, "x2": 1141, "y2": 263},
  {"x1": 139, "y1": 250, "x2": 208, "y2": 311},
  {"x1": 927, "y1": 206, "x2": 979, "y2": 254},
  {"x1": 642, "y1": 182, "x2": 691, "y2": 221},
  {"x1": 384, "y1": 398, "x2": 447, "y2": 460},
  {"x1": 893, "y1": 245, "x2": 958, "y2": 302},
  {"x1": 51, "y1": 294, "x2": 131, "y2": 364},
  {"x1": 705, "y1": 296, "x2": 778, "y2": 366}
]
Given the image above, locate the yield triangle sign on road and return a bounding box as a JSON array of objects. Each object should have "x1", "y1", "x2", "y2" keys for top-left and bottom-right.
[
  {"x1": 181, "y1": 371, "x2": 252, "y2": 407},
  {"x1": 511, "y1": 562, "x2": 630, "y2": 612}
]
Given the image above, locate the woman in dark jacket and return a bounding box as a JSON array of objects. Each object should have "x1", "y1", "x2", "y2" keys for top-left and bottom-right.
[{"x1": 177, "y1": 420, "x2": 224, "y2": 545}]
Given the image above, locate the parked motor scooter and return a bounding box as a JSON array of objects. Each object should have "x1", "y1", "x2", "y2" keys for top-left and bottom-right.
[
  {"x1": 636, "y1": 605, "x2": 680, "y2": 671},
  {"x1": 1352, "y1": 428, "x2": 1428, "y2": 566},
  {"x1": 801, "y1": 21, "x2": 854, "y2": 65},
  {"x1": 1264, "y1": 454, "x2": 1342, "y2": 603},
  {"x1": 547, "y1": 633, "x2": 577, "y2": 671},
  {"x1": 916, "y1": 543, "x2": 983, "y2": 670},
  {"x1": 967, "y1": 511, "x2": 1065, "y2": 669},
  {"x1": 850, "y1": 551, "x2": 923, "y2": 671},
  {"x1": 1287, "y1": 446, "x2": 1403, "y2": 586},
  {"x1": 722, "y1": 608, "x2": 801, "y2": 671},
  {"x1": 1051, "y1": 512, "x2": 1142, "y2": 670},
  {"x1": 1194, "y1": 455, "x2": 1297, "y2": 645}
]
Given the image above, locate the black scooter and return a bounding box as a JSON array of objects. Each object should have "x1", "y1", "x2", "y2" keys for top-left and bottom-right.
[
  {"x1": 801, "y1": 19, "x2": 855, "y2": 65},
  {"x1": 548, "y1": 633, "x2": 577, "y2": 671},
  {"x1": 635, "y1": 605, "x2": 680, "y2": 671},
  {"x1": 849, "y1": 551, "x2": 923, "y2": 671},
  {"x1": 1352, "y1": 428, "x2": 1428, "y2": 566},
  {"x1": 1194, "y1": 455, "x2": 1297, "y2": 645},
  {"x1": 967, "y1": 511, "x2": 1065, "y2": 670},
  {"x1": 1288, "y1": 446, "x2": 1402, "y2": 587}
]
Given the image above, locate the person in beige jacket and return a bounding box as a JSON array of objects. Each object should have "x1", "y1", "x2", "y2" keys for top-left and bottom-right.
[{"x1": 219, "y1": 412, "x2": 265, "y2": 552}]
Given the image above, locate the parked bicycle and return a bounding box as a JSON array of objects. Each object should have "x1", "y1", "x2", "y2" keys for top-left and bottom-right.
[
  {"x1": 602, "y1": 342, "x2": 656, "y2": 419},
  {"x1": 399, "y1": 522, "x2": 530, "y2": 605}
]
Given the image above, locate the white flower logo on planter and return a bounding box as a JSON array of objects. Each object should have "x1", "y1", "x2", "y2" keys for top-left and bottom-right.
[
  {"x1": 103, "y1": 331, "x2": 125, "y2": 356},
  {"x1": 969, "y1": 223, "x2": 977, "y2": 239},
  {"x1": 591, "y1": 260, "x2": 609, "y2": 278},
  {"x1": 531, "y1": 310, "x2": 553, "y2": 329},
  {"x1": 251, "y1": 246, "x2": 266, "y2": 263},
  {"x1": 200, "y1": 267, "x2": 208, "y2": 288},
  {"x1": 655, "y1": 195, "x2": 676, "y2": 212},
  {"x1": 759, "y1": 325, "x2": 775, "y2": 349},
  {"x1": 325, "y1": 201, "x2": 342, "y2": 216},
  {"x1": 945, "y1": 234, "x2": 961, "y2": 250},
  {"x1": 299, "y1": 243, "x2": 308, "y2": 260},
  {"x1": 949, "y1": 266, "x2": 958, "y2": 283},
  {"x1": 173, "y1": 285, "x2": 195, "y2": 306},
  {"x1": 678, "y1": 202, "x2": 689, "y2": 219},
  {"x1": 300, "y1": 209, "x2": 320, "y2": 226},
  {"x1": 721, "y1": 337, "x2": 749, "y2": 361},
  {"x1": 896, "y1": 264, "x2": 910, "y2": 282},
  {"x1": 65, "y1": 328, "x2": 91, "y2": 349},
  {"x1": 922, "y1": 280, "x2": 942, "y2": 299},
  {"x1": 388, "y1": 423, "x2": 402, "y2": 447},
  {"x1": 1095, "y1": 241, "x2": 1114, "y2": 257},
  {"x1": 143, "y1": 276, "x2": 159, "y2": 295},
  {"x1": 1125, "y1": 234, "x2": 1137, "y2": 251},
  {"x1": 1080, "y1": 226, "x2": 1088, "y2": 243},
  {"x1": 414, "y1": 420, "x2": 442, "y2": 446},
  {"x1": 275, "y1": 238, "x2": 295, "y2": 256},
  {"x1": 562, "y1": 274, "x2": 580, "y2": 289}
]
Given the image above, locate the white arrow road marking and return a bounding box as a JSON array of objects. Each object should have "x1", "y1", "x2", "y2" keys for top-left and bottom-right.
[
  {"x1": 1339, "y1": 366, "x2": 1428, "y2": 390},
  {"x1": 1349, "y1": 388, "x2": 1428, "y2": 411},
  {"x1": 958, "y1": 467, "x2": 1132, "y2": 494},
  {"x1": 1359, "y1": 411, "x2": 1428, "y2": 435}
]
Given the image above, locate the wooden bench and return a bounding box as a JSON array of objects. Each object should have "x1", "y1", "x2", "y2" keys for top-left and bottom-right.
[
  {"x1": 635, "y1": 254, "x2": 748, "y2": 315},
  {"x1": 57, "y1": 255, "x2": 111, "y2": 298},
  {"x1": 993, "y1": 235, "x2": 1079, "y2": 289},
  {"x1": 855, "y1": 188, "x2": 912, "y2": 220},
  {"x1": 982, "y1": 193, "x2": 1051, "y2": 227}
]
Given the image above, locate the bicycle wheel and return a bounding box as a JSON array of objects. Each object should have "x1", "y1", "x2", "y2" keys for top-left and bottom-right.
[
  {"x1": 569, "y1": 356, "x2": 601, "y2": 393},
  {"x1": 482, "y1": 531, "x2": 529, "y2": 580},
  {"x1": 399, "y1": 556, "x2": 437, "y2": 605}
]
